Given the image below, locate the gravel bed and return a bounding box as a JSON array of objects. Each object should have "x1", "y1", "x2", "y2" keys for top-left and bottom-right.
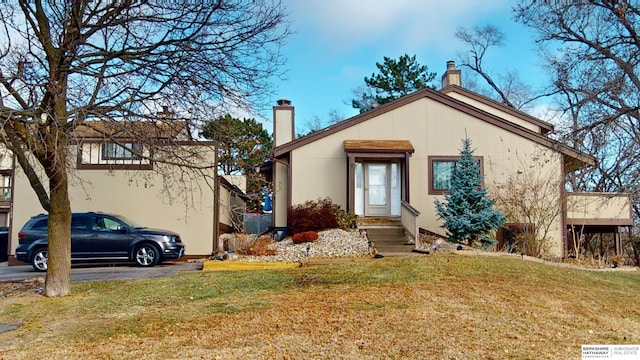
[{"x1": 227, "y1": 229, "x2": 375, "y2": 262}]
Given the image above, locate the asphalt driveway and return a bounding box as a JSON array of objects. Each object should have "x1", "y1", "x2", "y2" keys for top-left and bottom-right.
[{"x1": 0, "y1": 260, "x2": 203, "y2": 283}]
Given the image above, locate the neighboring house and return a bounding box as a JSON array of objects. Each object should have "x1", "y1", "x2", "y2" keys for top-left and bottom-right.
[
  {"x1": 3, "y1": 116, "x2": 245, "y2": 264},
  {"x1": 0, "y1": 148, "x2": 12, "y2": 228},
  {"x1": 269, "y1": 61, "x2": 633, "y2": 258}
]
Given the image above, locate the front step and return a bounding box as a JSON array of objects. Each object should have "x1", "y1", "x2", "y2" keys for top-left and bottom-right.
[
  {"x1": 359, "y1": 216, "x2": 402, "y2": 228},
  {"x1": 365, "y1": 227, "x2": 415, "y2": 255}
]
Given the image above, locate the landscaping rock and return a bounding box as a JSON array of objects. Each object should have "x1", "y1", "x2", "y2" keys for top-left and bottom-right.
[{"x1": 228, "y1": 229, "x2": 374, "y2": 262}]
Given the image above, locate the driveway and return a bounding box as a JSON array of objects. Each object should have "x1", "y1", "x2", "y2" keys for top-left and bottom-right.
[{"x1": 0, "y1": 260, "x2": 203, "y2": 283}]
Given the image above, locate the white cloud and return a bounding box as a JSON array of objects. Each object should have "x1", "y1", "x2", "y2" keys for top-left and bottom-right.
[{"x1": 284, "y1": 0, "x2": 510, "y2": 52}]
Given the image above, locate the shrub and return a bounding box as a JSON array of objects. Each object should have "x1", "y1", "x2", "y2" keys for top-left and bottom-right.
[
  {"x1": 221, "y1": 233, "x2": 254, "y2": 252},
  {"x1": 288, "y1": 198, "x2": 340, "y2": 234},
  {"x1": 336, "y1": 211, "x2": 359, "y2": 230},
  {"x1": 292, "y1": 231, "x2": 319, "y2": 244},
  {"x1": 237, "y1": 235, "x2": 278, "y2": 256}
]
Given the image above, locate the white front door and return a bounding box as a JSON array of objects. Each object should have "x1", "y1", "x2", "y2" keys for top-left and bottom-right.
[
  {"x1": 365, "y1": 163, "x2": 389, "y2": 216},
  {"x1": 358, "y1": 162, "x2": 401, "y2": 216}
]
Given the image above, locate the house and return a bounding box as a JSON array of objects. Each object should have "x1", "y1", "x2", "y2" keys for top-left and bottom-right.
[
  {"x1": 269, "y1": 61, "x2": 633, "y2": 258},
  {"x1": 2, "y1": 116, "x2": 245, "y2": 264}
]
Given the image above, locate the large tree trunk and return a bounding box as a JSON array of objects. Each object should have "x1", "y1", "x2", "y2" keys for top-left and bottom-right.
[
  {"x1": 40, "y1": 90, "x2": 73, "y2": 298},
  {"x1": 44, "y1": 163, "x2": 72, "y2": 297}
]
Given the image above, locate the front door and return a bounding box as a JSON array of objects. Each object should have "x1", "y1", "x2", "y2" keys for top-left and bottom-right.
[{"x1": 363, "y1": 162, "x2": 400, "y2": 216}]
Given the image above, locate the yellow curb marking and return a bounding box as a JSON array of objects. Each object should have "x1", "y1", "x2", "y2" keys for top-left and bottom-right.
[{"x1": 203, "y1": 261, "x2": 302, "y2": 271}]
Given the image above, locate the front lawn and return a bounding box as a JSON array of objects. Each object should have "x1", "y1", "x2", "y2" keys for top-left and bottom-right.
[{"x1": 1, "y1": 254, "x2": 638, "y2": 359}]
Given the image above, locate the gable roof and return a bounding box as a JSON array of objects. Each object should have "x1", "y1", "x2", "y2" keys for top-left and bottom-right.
[
  {"x1": 273, "y1": 86, "x2": 595, "y2": 171},
  {"x1": 440, "y1": 85, "x2": 554, "y2": 135},
  {"x1": 73, "y1": 120, "x2": 192, "y2": 141}
]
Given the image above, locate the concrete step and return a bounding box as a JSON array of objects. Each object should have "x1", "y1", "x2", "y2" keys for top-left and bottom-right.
[
  {"x1": 368, "y1": 229, "x2": 405, "y2": 236},
  {"x1": 366, "y1": 228, "x2": 405, "y2": 240},
  {"x1": 365, "y1": 227, "x2": 415, "y2": 255}
]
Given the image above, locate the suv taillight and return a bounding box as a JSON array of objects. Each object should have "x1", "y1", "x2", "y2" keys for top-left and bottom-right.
[{"x1": 18, "y1": 231, "x2": 25, "y2": 243}]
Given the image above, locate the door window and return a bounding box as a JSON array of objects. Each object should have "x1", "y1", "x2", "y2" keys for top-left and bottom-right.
[{"x1": 367, "y1": 164, "x2": 387, "y2": 206}]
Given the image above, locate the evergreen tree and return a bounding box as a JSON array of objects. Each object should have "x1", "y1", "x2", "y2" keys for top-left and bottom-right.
[
  {"x1": 351, "y1": 54, "x2": 436, "y2": 113},
  {"x1": 200, "y1": 114, "x2": 272, "y2": 210},
  {"x1": 434, "y1": 137, "x2": 504, "y2": 246}
]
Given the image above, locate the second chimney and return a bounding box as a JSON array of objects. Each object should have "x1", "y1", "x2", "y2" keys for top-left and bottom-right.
[{"x1": 441, "y1": 60, "x2": 461, "y2": 89}]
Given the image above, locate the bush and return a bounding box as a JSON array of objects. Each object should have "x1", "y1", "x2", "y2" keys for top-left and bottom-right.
[
  {"x1": 336, "y1": 211, "x2": 359, "y2": 230},
  {"x1": 292, "y1": 231, "x2": 319, "y2": 244},
  {"x1": 236, "y1": 235, "x2": 278, "y2": 256},
  {"x1": 288, "y1": 198, "x2": 340, "y2": 234}
]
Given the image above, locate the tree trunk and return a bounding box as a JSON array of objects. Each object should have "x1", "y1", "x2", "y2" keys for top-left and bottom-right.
[{"x1": 44, "y1": 159, "x2": 72, "y2": 297}]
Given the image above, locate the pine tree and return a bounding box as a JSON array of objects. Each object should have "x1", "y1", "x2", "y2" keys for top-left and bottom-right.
[
  {"x1": 351, "y1": 54, "x2": 436, "y2": 113},
  {"x1": 200, "y1": 114, "x2": 272, "y2": 211},
  {"x1": 434, "y1": 137, "x2": 504, "y2": 246}
]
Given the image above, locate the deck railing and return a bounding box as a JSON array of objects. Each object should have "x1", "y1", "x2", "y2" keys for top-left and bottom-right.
[
  {"x1": 565, "y1": 192, "x2": 632, "y2": 226},
  {"x1": 401, "y1": 200, "x2": 420, "y2": 244}
]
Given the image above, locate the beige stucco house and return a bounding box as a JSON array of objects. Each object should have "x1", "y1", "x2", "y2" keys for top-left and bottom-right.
[
  {"x1": 270, "y1": 61, "x2": 633, "y2": 258},
  {"x1": 2, "y1": 119, "x2": 245, "y2": 264}
]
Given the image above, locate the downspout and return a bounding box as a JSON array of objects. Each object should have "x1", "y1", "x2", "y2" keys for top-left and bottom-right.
[
  {"x1": 561, "y1": 156, "x2": 568, "y2": 258},
  {"x1": 212, "y1": 141, "x2": 220, "y2": 254},
  {"x1": 213, "y1": 175, "x2": 220, "y2": 254}
]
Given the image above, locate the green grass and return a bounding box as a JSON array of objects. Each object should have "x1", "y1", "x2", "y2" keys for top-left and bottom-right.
[{"x1": 1, "y1": 254, "x2": 639, "y2": 359}]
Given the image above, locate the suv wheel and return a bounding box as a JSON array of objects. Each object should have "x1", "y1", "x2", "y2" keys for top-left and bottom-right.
[
  {"x1": 32, "y1": 248, "x2": 48, "y2": 272},
  {"x1": 134, "y1": 244, "x2": 160, "y2": 267}
]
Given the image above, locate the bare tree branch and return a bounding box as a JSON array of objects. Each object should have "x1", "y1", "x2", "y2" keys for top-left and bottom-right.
[{"x1": 0, "y1": 0, "x2": 290, "y2": 296}]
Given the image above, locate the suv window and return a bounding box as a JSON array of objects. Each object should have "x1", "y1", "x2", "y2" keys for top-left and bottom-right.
[
  {"x1": 30, "y1": 218, "x2": 48, "y2": 231},
  {"x1": 71, "y1": 216, "x2": 90, "y2": 230},
  {"x1": 92, "y1": 216, "x2": 124, "y2": 232}
]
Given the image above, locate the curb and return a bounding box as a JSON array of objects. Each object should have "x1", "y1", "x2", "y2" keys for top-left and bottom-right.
[{"x1": 202, "y1": 261, "x2": 302, "y2": 271}]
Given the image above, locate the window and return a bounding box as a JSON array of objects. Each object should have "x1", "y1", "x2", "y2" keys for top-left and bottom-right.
[
  {"x1": 429, "y1": 156, "x2": 483, "y2": 195},
  {"x1": 101, "y1": 142, "x2": 142, "y2": 160},
  {"x1": 31, "y1": 219, "x2": 48, "y2": 231},
  {"x1": 92, "y1": 216, "x2": 124, "y2": 232},
  {"x1": 78, "y1": 142, "x2": 153, "y2": 170},
  {"x1": 433, "y1": 160, "x2": 456, "y2": 191},
  {"x1": 71, "y1": 216, "x2": 89, "y2": 230}
]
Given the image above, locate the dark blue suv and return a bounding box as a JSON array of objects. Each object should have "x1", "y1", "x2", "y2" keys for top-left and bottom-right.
[{"x1": 15, "y1": 212, "x2": 185, "y2": 271}]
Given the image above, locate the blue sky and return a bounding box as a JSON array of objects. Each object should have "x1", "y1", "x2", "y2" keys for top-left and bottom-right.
[{"x1": 270, "y1": 0, "x2": 549, "y2": 132}]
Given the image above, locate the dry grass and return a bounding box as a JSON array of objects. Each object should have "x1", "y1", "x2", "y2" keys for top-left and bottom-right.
[
  {"x1": 238, "y1": 236, "x2": 279, "y2": 256},
  {"x1": 1, "y1": 253, "x2": 639, "y2": 359}
]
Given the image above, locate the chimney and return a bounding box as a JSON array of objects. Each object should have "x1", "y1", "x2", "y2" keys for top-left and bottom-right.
[
  {"x1": 157, "y1": 105, "x2": 174, "y2": 120},
  {"x1": 273, "y1": 98, "x2": 295, "y2": 147},
  {"x1": 441, "y1": 60, "x2": 461, "y2": 89}
]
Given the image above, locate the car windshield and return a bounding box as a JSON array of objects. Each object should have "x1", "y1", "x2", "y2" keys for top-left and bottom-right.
[{"x1": 112, "y1": 215, "x2": 145, "y2": 229}]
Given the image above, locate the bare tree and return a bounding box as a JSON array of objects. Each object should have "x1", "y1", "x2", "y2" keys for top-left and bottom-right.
[
  {"x1": 487, "y1": 148, "x2": 562, "y2": 257},
  {"x1": 0, "y1": 1, "x2": 289, "y2": 296},
  {"x1": 455, "y1": 25, "x2": 555, "y2": 111},
  {"x1": 517, "y1": 1, "x2": 640, "y2": 183},
  {"x1": 513, "y1": 1, "x2": 640, "y2": 262},
  {"x1": 298, "y1": 109, "x2": 346, "y2": 137}
]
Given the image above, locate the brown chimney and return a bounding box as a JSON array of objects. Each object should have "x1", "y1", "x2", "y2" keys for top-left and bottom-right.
[{"x1": 441, "y1": 60, "x2": 461, "y2": 89}]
